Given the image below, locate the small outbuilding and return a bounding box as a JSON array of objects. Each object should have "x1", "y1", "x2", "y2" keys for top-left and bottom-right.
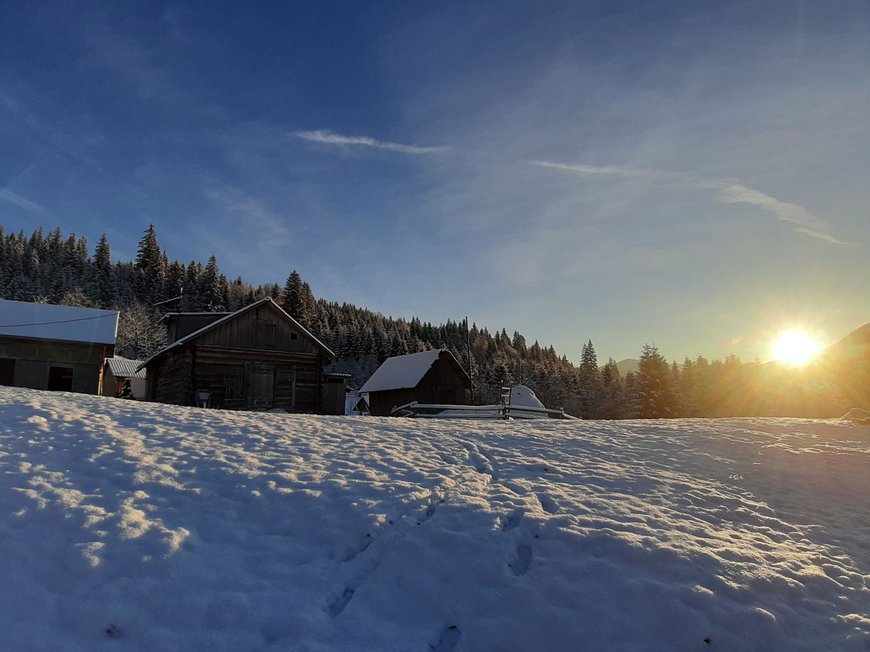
[
  {"x1": 102, "y1": 356, "x2": 147, "y2": 399},
  {"x1": 0, "y1": 299, "x2": 118, "y2": 394},
  {"x1": 345, "y1": 389, "x2": 370, "y2": 416},
  {"x1": 140, "y1": 298, "x2": 344, "y2": 414},
  {"x1": 359, "y1": 349, "x2": 470, "y2": 416}
]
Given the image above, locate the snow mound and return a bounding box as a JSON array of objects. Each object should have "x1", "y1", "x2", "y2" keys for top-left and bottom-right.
[
  {"x1": 1, "y1": 386, "x2": 868, "y2": 651},
  {"x1": 509, "y1": 385, "x2": 546, "y2": 409}
]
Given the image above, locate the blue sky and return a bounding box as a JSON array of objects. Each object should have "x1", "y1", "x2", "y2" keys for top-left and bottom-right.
[{"x1": 1, "y1": 1, "x2": 868, "y2": 363}]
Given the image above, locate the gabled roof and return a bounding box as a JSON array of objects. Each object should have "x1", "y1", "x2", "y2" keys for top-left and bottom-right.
[
  {"x1": 138, "y1": 298, "x2": 333, "y2": 370},
  {"x1": 159, "y1": 311, "x2": 231, "y2": 323},
  {"x1": 0, "y1": 299, "x2": 118, "y2": 345},
  {"x1": 106, "y1": 356, "x2": 147, "y2": 379},
  {"x1": 359, "y1": 349, "x2": 470, "y2": 393}
]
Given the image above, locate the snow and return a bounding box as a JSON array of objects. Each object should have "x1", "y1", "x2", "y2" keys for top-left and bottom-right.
[
  {"x1": 359, "y1": 349, "x2": 446, "y2": 393},
  {"x1": 508, "y1": 385, "x2": 545, "y2": 409},
  {"x1": 1, "y1": 385, "x2": 868, "y2": 651},
  {"x1": 0, "y1": 299, "x2": 118, "y2": 345}
]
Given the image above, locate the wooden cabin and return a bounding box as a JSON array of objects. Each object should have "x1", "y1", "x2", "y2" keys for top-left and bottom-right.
[
  {"x1": 360, "y1": 349, "x2": 470, "y2": 416},
  {"x1": 101, "y1": 356, "x2": 146, "y2": 399},
  {"x1": 0, "y1": 299, "x2": 118, "y2": 394},
  {"x1": 140, "y1": 298, "x2": 344, "y2": 414}
]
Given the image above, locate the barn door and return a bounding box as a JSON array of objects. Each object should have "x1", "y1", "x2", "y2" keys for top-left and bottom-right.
[
  {"x1": 248, "y1": 363, "x2": 274, "y2": 409},
  {"x1": 0, "y1": 358, "x2": 14, "y2": 386},
  {"x1": 274, "y1": 368, "x2": 297, "y2": 411}
]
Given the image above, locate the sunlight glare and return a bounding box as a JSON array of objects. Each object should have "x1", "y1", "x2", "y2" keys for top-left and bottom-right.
[{"x1": 771, "y1": 330, "x2": 822, "y2": 366}]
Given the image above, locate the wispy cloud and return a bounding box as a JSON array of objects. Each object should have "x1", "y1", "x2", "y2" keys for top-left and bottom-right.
[
  {"x1": 712, "y1": 184, "x2": 851, "y2": 245},
  {"x1": 531, "y1": 160, "x2": 854, "y2": 246},
  {"x1": 530, "y1": 161, "x2": 655, "y2": 178},
  {"x1": 292, "y1": 130, "x2": 445, "y2": 155},
  {"x1": 202, "y1": 185, "x2": 291, "y2": 246},
  {"x1": 0, "y1": 188, "x2": 41, "y2": 213}
]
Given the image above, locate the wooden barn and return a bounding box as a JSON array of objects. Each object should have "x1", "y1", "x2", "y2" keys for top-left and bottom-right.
[
  {"x1": 0, "y1": 299, "x2": 118, "y2": 394},
  {"x1": 360, "y1": 349, "x2": 470, "y2": 416},
  {"x1": 139, "y1": 298, "x2": 344, "y2": 414}
]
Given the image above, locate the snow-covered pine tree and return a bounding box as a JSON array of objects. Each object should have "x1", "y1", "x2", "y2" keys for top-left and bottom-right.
[
  {"x1": 134, "y1": 224, "x2": 165, "y2": 307},
  {"x1": 199, "y1": 255, "x2": 227, "y2": 311},
  {"x1": 577, "y1": 340, "x2": 602, "y2": 419},
  {"x1": 637, "y1": 344, "x2": 678, "y2": 418},
  {"x1": 91, "y1": 234, "x2": 114, "y2": 308}
]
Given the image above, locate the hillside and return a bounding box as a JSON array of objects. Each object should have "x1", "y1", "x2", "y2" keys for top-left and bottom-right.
[
  {"x1": 818, "y1": 322, "x2": 870, "y2": 410},
  {"x1": 1, "y1": 387, "x2": 867, "y2": 651}
]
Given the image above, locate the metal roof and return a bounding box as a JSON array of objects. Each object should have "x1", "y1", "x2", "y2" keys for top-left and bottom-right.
[
  {"x1": 0, "y1": 299, "x2": 118, "y2": 345},
  {"x1": 106, "y1": 356, "x2": 147, "y2": 379}
]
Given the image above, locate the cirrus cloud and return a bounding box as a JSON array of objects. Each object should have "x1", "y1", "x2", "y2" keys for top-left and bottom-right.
[
  {"x1": 530, "y1": 160, "x2": 855, "y2": 246},
  {"x1": 292, "y1": 129, "x2": 446, "y2": 155}
]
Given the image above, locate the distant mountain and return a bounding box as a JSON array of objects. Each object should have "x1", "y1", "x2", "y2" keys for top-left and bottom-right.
[
  {"x1": 824, "y1": 322, "x2": 870, "y2": 360},
  {"x1": 819, "y1": 322, "x2": 870, "y2": 410},
  {"x1": 616, "y1": 358, "x2": 640, "y2": 377}
]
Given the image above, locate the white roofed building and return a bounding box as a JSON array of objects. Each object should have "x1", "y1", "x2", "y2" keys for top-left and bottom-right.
[
  {"x1": 0, "y1": 299, "x2": 119, "y2": 393},
  {"x1": 360, "y1": 349, "x2": 470, "y2": 416}
]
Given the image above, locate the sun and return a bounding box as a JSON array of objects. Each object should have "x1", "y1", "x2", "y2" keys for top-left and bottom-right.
[{"x1": 771, "y1": 329, "x2": 822, "y2": 366}]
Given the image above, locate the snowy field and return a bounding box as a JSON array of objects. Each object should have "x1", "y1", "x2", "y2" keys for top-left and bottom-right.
[{"x1": 0, "y1": 387, "x2": 868, "y2": 652}]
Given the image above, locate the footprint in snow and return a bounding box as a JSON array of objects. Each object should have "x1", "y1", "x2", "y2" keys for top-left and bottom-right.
[
  {"x1": 326, "y1": 587, "x2": 355, "y2": 617},
  {"x1": 417, "y1": 494, "x2": 443, "y2": 525},
  {"x1": 341, "y1": 532, "x2": 374, "y2": 562},
  {"x1": 509, "y1": 543, "x2": 533, "y2": 576},
  {"x1": 536, "y1": 492, "x2": 559, "y2": 514},
  {"x1": 429, "y1": 625, "x2": 461, "y2": 652},
  {"x1": 501, "y1": 511, "x2": 523, "y2": 532}
]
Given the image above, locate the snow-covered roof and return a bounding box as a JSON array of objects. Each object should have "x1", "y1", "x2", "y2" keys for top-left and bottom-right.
[
  {"x1": 0, "y1": 299, "x2": 118, "y2": 345},
  {"x1": 508, "y1": 385, "x2": 545, "y2": 409},
  {"x1": 139, "y1": 298, "x2": 333, "y2": 370},
  {"x1": 359, "y1": 349, "x2": 467, "y2": 393},
  {"x1": 106, "y1": 357, "x2": 147, "y2": 379}
]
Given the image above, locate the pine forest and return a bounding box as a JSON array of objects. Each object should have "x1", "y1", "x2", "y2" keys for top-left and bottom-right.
[{"x1": 0, "y1": 224, "x2": 862, "y2": 419}]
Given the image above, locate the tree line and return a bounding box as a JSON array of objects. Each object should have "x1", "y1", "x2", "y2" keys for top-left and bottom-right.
[{"x1": 0, "y1": 224, "x2": 858, "y2": 418}]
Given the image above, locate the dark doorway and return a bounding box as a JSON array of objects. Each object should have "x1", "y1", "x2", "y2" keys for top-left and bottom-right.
[
  {"x1": 0, "y1": 358, "x2": 14, "y2": 386},
  {"x1": 48, "y1": 366, "x2": 73, "y2": 391}
]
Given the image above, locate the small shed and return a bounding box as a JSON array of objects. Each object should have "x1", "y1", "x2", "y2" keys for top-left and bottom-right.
[
  {"x1": 360, "y1": 349, "x2": 470, "y2": 416},
  {"x1": 102, "y1": 356, "x2": 147, "y2": 399},
  {"x1": 0, "y1": 299, "x2": 118, "y2": 394},
  {"x1": 139, "y1": 298, "x2": 343, "y2": 414},
  {"x1": 345, "y1": 389, "x2": 370, "y2": 416}
]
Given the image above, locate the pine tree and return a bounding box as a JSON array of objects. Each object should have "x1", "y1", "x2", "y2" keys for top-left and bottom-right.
[
  {"x1": 134, "y1": 224, "x2": 165, "y2": 306},
  {"x1": 181, "y1": 261, "x2": 203, "y2": 311},
  {"x1": 93, "y1": 234, "x2": 114, "y2": 308},
  {"x1": 577, "y1": 340, "x2": 602, "y2": 419},
  {"x1": 599, "y1": 358, "x2": 624, "y2": 419},
  {"x1": 199, "y1": 255, "x2": 227, "y2": 311},
  {"x1": 282, "y1": 270, "x2": 313, "y2": 328},
  {"x1": 637, "y1": 344, "x2": 678, "y2": 418}
]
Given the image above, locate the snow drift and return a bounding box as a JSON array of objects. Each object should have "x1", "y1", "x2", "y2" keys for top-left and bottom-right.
[{"x1": 0, "y1": 386, "x2": 867, "y2": 651}]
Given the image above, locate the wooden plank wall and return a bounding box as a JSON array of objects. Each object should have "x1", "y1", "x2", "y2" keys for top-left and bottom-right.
[
  {"x1": 148, "y1": 347, "x2": 194, "y2": 405},
  {"x1": 197, "y1": 303, "x2": 321, "y2": 355},
  {"x1": 194, "y1": 345, "x2": 322, "y2": 412}
]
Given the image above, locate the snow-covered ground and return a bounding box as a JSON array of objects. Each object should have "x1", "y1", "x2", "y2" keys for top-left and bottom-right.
[{"x1": 1, "y1": 386, "x2": 867, "y2": 652}]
